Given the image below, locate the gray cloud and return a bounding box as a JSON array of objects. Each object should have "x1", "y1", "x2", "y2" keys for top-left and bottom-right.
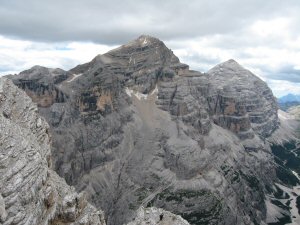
[
  {"x1": 1, "y1": 0, "x2": 300, "y2": 96},
  {"x1": 263, "y1": 65, "x2": 300, "y2": 83},
  {"x1": 176, "y1": 51, "x2": 221, "y2": 72},
  {"x1": 0, "y1": 0, "x2": 298, "y2": 44}
]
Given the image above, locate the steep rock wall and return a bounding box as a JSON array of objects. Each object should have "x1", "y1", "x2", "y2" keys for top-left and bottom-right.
[{"x1": 0, "y1": 78, "x2": 105, "y2": 225}]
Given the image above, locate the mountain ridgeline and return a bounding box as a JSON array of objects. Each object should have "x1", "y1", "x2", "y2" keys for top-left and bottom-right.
[
  {"x1": 278, "y1": 93, "x2": 300, "y2": 111},
  {"x1": 7, "y1": 35, "x2": 300, "y2": 225}
]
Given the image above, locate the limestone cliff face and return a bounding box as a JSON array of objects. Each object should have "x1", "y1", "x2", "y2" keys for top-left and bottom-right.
[
  {"x1": 0, "y1": 78, "x2": 105, "y2": 225},
  {"x1": 207, "y1": 59, "x2": 279, "y2": 139},
  {"x1": 11, "y1": 35, "x2": 280, "y2": 225},
  {"x1": 157, "y1": 59, "x2": 279, "y2": 140}
]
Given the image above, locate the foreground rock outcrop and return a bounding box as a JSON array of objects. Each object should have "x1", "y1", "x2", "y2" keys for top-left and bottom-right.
[
  {"x1": 0, "y1": 78, "x2": 105, "y2": 225},
  {"x1": 127, "y1": 207, "x2": 190, "y2": 225},
  {"x1": 10, "y1": 35, "x2": 284, "y2": 225}
]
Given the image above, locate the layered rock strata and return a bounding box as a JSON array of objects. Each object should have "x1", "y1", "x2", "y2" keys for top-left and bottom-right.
[{"x1": 0, "y1": 78, "x2": 105, "y2": 225}]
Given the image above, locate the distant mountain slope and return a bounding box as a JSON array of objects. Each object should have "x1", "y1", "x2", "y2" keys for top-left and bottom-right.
[
  {"x1": 288, "y1": 105, "x2": 300, "y2": 120},
  {"x1": 278, "y1": 94, "x2": 300, "y2": 111},
  {"x1": 279, "y1": 93, "x2": 300, "y2": 103}
]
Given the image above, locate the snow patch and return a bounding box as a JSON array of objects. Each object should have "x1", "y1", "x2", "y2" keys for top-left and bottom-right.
[
  {"x1": 125, "y1": 87, "x2": 134, "y2": 97},
  {"x1": 134, "y1": 92, "x2": 148, "y2": 100},
  {"x1": 67, "y1": 73, "x2": 83, "y2": 82},
  {"x1": 292, "y1": 170, "x2": 300, "y2": 181},
  {"x1": 150, "y1": 85, "x2": 158, "y2": 95},
  {"x1": 143, "y1": 37, "x2": 148, "y2": 45},
  {"x1": 125, "y1": 87, "x2": 148, "y2": 100},
  {"x1": 125, "y1": 86, "x2": 158, "y2": 100}
]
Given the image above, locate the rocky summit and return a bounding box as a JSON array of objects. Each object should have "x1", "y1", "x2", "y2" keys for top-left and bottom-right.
[{"x1": 6, "y1": 35, "x2": 300, "y2": 225}]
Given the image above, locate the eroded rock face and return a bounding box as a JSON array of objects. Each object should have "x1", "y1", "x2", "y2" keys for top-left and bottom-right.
[
  {"x1": 0, "y1": 78, "x2": 105, "y2": 225},
  {"x1": 11, "y1": 35, "x2": 279, "y2": 225},
  {"x1": 206, "y1": 59, "x2": 279, "y2": 139}
]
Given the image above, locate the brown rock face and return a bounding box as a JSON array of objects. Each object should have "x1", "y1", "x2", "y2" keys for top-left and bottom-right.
[
  {"x1": 21, "y1": 83, "x2": 66, "y2": 107},
  {"x1": 78, "y1": 89, "x2": 114, "y2": 115}
]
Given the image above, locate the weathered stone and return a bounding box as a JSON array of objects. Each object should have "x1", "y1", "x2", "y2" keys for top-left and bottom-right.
[
  {"x1": 127, "y1": 207, "x2": 190, "y2": 225},
  {"x1": 0, "y1": 78, "x2": 105, "y2": 225},
  {"x1": 0, "y1": 194, "x2": 7, "y2": 223}
]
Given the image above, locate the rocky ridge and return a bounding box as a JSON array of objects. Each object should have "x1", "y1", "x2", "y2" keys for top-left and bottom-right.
[
  {"x1": 0, "y1": 78, "x2": 105, "y2": 225},
  {"x1": 10, "y1": 35, "x2": 284, "y2": 225}
]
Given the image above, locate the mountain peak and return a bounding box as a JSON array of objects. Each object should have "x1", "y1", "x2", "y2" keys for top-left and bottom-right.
[
  {"x1": 31, "y1": 65, "x2": 47, "y2": 70},
  {"x1": 217, "y1": 59, "x2": 242, "y2": 69},
  {"x1": 107, "y1": 35, "x2": 167, "y2": 55},
  {"x1": 136, "y1": 34, "x2": 162, "y2": 44},
  {"x1": 279, "y1": 93, "x2": 300, "y2": 103},
  {"x1": 19, "y1": 65, "x2": 67, "y2": 80},
  {"x1": 223, "y1": 58, "x2": 239, "y2": 65},
  {"x1": 208, "y1": 59, "x2": 249, "y2": 76}
]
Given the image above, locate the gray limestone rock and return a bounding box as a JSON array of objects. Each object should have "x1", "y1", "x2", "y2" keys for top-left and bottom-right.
[
  {"x1": 206, "y1": 59, "x2": 279, "y2": 139},
  {"x1": 127, "y1": 207, "x2": 190, "y2": 225},
  {"x1": 0, "y1": 77, "x2": 105, "y2": 225}
]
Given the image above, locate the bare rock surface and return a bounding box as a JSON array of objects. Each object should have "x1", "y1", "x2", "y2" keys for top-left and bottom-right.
[
  {"x1": 267, "y1": 109, "x2": 299, "y2": 145},
  {"x1": 0, "y1": 78, "x2": 105, "y2": 225},
  {"x1": 10, "y1": 35, "x2": 282, "y2": 225},
  {"x1": 288, "y1": 105, "x2": 300, "y2": 121},
  {"x1": 127, "y1": 207, "x2": 190, "y2": 225},
  {"x1": 206, "y1": 59, "x2": 278, "y2": 139}
]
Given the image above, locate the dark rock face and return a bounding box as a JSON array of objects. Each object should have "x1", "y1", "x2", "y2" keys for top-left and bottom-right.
[
  {"x1": 11, "y1": 66, "x2": 70, "y2": 107},
  {"x1": 11, "y1": 35, "x2": 280, "y2": 225}
]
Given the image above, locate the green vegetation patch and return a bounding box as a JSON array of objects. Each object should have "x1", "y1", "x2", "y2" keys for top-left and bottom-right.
[
  {"x1": 239, "y1": 170, "x2": 260, "y2": 191},
  {"x1": 155, "y1": 189, "x2": 208, "y2": 203}
]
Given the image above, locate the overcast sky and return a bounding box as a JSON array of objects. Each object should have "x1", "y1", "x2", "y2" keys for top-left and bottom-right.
[{"x1": 0, "y1": 0, "x2": 300, "y2": 97}]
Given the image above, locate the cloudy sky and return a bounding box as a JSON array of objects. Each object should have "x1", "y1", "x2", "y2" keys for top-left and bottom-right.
[{"x1": 0, "y1": 0, "x2": 300, "y2": 97}]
